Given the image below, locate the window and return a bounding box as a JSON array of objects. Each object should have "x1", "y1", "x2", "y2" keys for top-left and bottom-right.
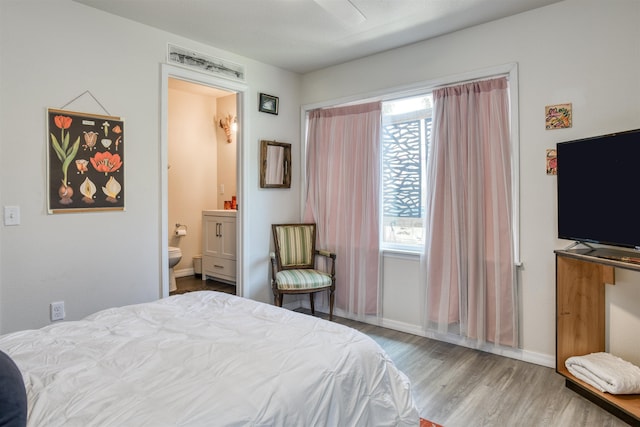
[
  {"x1": 381, "y1": 94, "x2": 432, "y2": 249},
  {"x1": 303, "y1": 64, "x2": 519, "y2": 261}
]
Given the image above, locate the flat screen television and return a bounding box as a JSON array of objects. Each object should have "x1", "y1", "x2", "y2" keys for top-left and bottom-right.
[{"x1": 557, "y1": 128, "x2": 640, "y2": 251}]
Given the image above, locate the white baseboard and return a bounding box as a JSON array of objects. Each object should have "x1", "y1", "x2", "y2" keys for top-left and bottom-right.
[
  {"x1": 175, "y1": 267, "x2": 195, "y2": 278},
  {"x1": 520, "y1": 350, "x2": 556, "y2": 368},
  {"x1": 380, "y1": 318, "x2": 555, "y2": 368},
  {"x1": 282, "y1": 301, "x2": 301, "y2": 311},
  {"x1": 379, "y1": 318, "x2": 425, "y2": 336},
  {"x1": 295, "y1": 301, "x2": 555, "y2": 368}
]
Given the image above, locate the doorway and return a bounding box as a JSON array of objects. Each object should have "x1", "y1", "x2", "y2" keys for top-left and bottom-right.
[{"x1": 160, "y1": 64, "x2": 247, "y2": 298}]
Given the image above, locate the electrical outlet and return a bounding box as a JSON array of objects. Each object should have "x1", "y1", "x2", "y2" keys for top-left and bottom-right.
[{"x1": 50, "y1": 301, "x2": 65, "y2": 321}]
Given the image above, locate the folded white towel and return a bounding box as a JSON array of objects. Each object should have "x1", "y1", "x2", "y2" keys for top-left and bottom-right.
[{"x1": 565, "y1": 352, "x2": 640, "y2": 394}]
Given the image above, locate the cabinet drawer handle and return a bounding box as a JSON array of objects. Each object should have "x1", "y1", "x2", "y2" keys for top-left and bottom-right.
[{"x1": 214, "y1": 264, "x2": 224, "y2": 269}]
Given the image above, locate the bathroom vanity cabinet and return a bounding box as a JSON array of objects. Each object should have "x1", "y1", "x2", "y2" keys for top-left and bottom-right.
[{"x1": 202, "y1": 210, "x2": 236, "y2": 283}]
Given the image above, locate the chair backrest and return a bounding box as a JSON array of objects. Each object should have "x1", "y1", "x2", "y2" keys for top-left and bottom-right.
[{"x1": 272, "y1": 223, "x2": 316, "y2": 270}]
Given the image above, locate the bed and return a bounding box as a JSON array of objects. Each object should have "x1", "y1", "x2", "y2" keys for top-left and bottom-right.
[{"x1": 0, "y1": 291, "x2": 419, "y2": 426}]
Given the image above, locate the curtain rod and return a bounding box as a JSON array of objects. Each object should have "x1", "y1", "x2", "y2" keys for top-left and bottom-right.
[
  {"x1": 303, "y1": 63, "x2": 516, "y2": 112},
  {"x1": 311, "y1": 73, "x2": 509, "y2": 112}
]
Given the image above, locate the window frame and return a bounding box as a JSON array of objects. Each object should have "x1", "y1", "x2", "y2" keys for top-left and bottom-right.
[{"x1": 381, "y1": 99, "x2": 432, "y2": 251}]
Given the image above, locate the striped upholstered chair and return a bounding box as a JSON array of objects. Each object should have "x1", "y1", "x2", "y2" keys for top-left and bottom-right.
[{"x1": 270, "y1": 223, "x2": 336, "y2": 320}]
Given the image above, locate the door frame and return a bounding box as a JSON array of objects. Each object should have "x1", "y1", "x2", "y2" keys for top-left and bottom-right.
[{"x1": 160, "y1": 63, "x2": 247, "y2": 297}]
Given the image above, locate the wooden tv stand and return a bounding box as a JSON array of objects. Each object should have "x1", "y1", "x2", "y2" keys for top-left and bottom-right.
[{"x1": 555, "y1": 248, "x2": 640, "y2": 425}]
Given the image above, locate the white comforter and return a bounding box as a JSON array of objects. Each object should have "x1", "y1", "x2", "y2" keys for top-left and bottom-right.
[{"x1": 0, "y1": 291, "x2": 418, "y2": 427}]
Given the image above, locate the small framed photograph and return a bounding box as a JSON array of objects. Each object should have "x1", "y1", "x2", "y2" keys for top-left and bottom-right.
[
  {"x1": 259, "y1": 93, "x2": 279, "y2": 115},
  {"x1": 545, "y1": 103, "x2": 572, "y2": 130},
  {"x1": 546, "y1": 148, "x2": 557, "y2": 175}
]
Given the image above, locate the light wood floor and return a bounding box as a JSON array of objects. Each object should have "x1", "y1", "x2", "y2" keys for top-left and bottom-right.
[{"x1": 174, "y1": 276, "x2": 629, "y2": 427}]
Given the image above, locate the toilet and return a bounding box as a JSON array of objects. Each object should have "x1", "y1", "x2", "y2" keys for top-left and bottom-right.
[{"x1": 168, "y1": 246, "x2": 183, "y2": 292}]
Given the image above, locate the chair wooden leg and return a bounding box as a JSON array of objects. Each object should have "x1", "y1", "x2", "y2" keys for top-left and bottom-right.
[
  {"x1": 329, "y1": 288, "x2": 335, "y2": 321},
  {"x1": 277, "y1": 293, "x2": 284, "y2": 307},
  {"x1": 309, "y1": 293, "x2": 315, "y2": 315}
]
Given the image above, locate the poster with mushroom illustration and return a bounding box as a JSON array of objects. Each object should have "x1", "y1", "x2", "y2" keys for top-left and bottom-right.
[{"x1": 47, "y1": 108, "x2": 124, "y2": 213}]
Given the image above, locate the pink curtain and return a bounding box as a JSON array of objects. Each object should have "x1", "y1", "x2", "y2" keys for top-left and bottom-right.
[
  {"x1": 304, "y1": 102, "x2": 381, "y2": 317},
  {"x1": 423, "y1": 77, "x2": 517, "y2": 347}
]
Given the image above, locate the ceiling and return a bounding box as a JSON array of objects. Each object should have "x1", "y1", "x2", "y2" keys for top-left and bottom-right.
[{"x1": 75, "y1": 0, "x2": 562, "y2": 74}]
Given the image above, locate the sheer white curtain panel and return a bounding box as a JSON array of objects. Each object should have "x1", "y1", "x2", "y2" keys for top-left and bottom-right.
[
  {"x1": 422, "y1": 77, "x2": 518, "y2": 347},
  {"x1": 304, "y1": 102, "x2": 382, "y2": 318}
]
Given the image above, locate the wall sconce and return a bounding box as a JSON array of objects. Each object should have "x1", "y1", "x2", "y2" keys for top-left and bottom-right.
[{"x1": 219, "y1": 113, "x2": 237, "y2": 143}]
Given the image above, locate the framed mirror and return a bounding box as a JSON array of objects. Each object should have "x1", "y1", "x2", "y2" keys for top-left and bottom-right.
[{"x1": 260, "y1": 140, "x2": 291, "y2": 188}]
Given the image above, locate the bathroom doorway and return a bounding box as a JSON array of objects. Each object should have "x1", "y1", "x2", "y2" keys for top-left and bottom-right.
[{"x1": 160, "y1": 64, "x2": 247, "y2": 298}]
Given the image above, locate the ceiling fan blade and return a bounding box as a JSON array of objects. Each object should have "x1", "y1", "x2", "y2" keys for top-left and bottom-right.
[{"x1": 314, "y1": 0, "x2": 367, "y2": 25}]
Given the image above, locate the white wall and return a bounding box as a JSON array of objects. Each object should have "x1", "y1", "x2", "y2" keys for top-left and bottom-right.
[
  {"x1": 0, "y1": 0, "x2": 301, "y2": 333},
  {"x1": 168, "y1": 84, "x2": 218, "y2": 273},
  {"x1": 216, "y1": 94, "x2": 237, "y2": 210},
  {"x1": 302, "y1": 0, "x2": 640, "y2": 366}
]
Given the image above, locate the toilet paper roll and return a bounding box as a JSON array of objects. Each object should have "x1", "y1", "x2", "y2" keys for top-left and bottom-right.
[{"x1": 175, "y1": 229, "x2": 187, "y2": 237}]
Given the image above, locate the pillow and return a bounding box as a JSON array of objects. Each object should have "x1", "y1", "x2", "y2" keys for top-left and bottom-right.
[{"x1": 0, "y1": 350, "x2": 27, "y2": 427}]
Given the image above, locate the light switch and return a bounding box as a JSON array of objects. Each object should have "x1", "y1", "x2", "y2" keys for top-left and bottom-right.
[
  {"x1": 4, "y1": 206, "x2": 20, "y2": 226},
  {"x1": 219, "y1": 184, "x2": 225, "y2": 195}
]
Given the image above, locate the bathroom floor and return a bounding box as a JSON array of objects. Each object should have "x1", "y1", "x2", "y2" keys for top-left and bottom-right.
[{"x1": 171, "y1": 275, "x2": 236, "y2": 296}]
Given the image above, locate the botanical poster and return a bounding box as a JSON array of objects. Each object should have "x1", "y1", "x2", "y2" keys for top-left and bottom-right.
[{"x1": 47, "y1": 108, "x2": 124, "y2": 213}]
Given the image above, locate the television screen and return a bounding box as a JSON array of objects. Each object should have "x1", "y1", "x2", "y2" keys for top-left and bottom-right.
[{"x1": 557, "y1": 128, "x2": 640, "y2": 250}]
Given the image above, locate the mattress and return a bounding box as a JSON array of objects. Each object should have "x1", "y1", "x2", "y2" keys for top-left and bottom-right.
[{"x1": 0, "y1": 291, "x2": 418, "y2": 426}]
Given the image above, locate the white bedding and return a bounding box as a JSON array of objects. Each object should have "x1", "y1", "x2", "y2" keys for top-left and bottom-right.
[{"x1": 0, "y1": 291, "x2": 418, "y2": 426}]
